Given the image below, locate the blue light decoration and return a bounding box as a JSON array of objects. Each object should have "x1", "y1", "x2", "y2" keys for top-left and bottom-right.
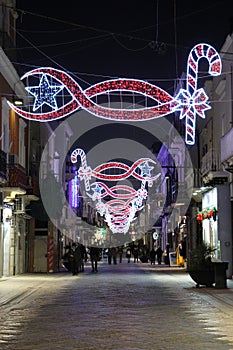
[
  {"x1": 69, "y1": 171, "x2": 79, "y2": 208},
  {"x1": 26, "y1": 74, "x2": 63, "y2": 111},
  {"x1": 8, "y1": 43, "x2": 221, "y2": 145}
]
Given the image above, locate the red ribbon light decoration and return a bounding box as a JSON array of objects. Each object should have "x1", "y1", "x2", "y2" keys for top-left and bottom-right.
[
  {"x1": 71, "y1": 148, "x2": 161, "y2": 233},
  {"x1": 8, "y1": 43, "x2": 221, "y2": 145}
]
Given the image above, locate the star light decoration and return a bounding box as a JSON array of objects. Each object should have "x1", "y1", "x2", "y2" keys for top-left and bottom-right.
[
  {"x1": 71, "y1": 148, "x2": 161, "y2": 234},
  {"x1": 25, "y1": 74, "x2": 63, "y2": 111},
  {"x1": 8, "y1": 43, "x2": 222, "y2": 145}
]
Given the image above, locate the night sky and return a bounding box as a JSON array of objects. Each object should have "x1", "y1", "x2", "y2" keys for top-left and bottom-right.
[{"x1": 15, "y1": 0, "x2": 233, "y2": 91}]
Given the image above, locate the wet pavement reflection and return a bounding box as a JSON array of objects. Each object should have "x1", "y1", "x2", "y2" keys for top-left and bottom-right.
[{"x1": 1, "y1": 262, "x2": 233, "y2": 349}]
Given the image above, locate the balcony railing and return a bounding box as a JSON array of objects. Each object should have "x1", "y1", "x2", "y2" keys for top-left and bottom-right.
[
  {"x1": 201, "y1": 148, "x2": 221, "y2": 176},
  {"x1": 201, "y1": 148, "x2": 228, "y2": 185}
]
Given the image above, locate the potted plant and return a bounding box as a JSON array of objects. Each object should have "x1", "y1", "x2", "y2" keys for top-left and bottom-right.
[{"x1": 187, "y1": 243, "x2": 216, "y2": 288}]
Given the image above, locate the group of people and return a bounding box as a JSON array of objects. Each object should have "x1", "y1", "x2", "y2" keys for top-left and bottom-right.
[
  {"x1": 107, "y1": 247, "x2": 120, "y2": 265},
  {"x1": 149, "y1": 246, "x2": 163, "y2": 265},
  {"x1": 107, "y1": 245, "x2": 165, "y2": 265},
  {"x1": 65, "y1": 243, "x2": 168, "y2": 275},
  {"x1": 106, "y1": 246, "x2": 138, "y2": 264},
  {"x1": 125, "y1": 247, "x2": 139, "y2": 263},
  {"x1": 67, "y1": 242, "x2": 87, "y2": 275},
  {"x1": 66, "y1": 243, "x2": 102, "y2": 275}
]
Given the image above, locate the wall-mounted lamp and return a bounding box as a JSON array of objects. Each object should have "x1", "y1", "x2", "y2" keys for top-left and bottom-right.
[{"x1": 13, "y1": 97, "x2": 24, "y2": 106}]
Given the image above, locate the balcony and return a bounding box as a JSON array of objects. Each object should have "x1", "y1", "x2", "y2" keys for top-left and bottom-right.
[
  {"x1": 2, "y1": 156, "x2": 40, "y2": 203},
  {"x1": 201, "y1": 148, "x2": 228, "y2": 185},
  {"x1": 7, "y1": 162, "x2": 27, "y2": 189},
  {"x1": 221, "y1": 128, "x2": 233, "y2": 172}
]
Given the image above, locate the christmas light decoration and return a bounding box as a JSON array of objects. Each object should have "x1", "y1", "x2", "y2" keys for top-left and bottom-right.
[
  {"x1": 7, "y1": 43, "x2": 221, "y2": 145},
  {"x1": 196, "y1": 207, "x2": 217, "y2": 222},
  {"x1": 26, "y1": 74, "x2": 64, "y2": 111},
  {"x1": 69, "y1": 171, "x2": 79, "y2": 208},
  {"x1": 71, "y1": 148, "x2": 161, "y2": 233},
  {"x1": 176, "y1": 44, "x2": 221, "y2": 144}
]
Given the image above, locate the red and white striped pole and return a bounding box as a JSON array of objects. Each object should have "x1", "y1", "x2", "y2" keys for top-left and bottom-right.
[{"x1": 48, "y1": 236, "x2": 54, "y2": 273}]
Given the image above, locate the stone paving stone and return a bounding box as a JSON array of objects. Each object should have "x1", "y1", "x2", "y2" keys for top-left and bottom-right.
[{"x1": 0, "y1": 262, "x2": 233, "y2": 349}]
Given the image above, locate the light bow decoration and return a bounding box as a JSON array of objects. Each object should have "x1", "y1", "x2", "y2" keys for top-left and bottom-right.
[
  {"x1": 71, "y1": 148, "x2": 161, "y2": 233},
  {"x1": 8, "y1": 43, "x2": 221, "y2": 145}
]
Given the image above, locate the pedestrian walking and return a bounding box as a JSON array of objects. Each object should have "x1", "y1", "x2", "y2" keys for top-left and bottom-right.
[
  {"x1": 126, "y1": 247, "x2": 131, "y2": 263},
  {"x1": 90, "y1": 246, "x2": 101, "y2": 272},
  {"x1": 156, "y1": 246, "x2": 163, "y2": 265},
  {"x1": 107, "y1": 248, "x2": 112, "y2": 264},
  {"x1": 112, "y1": 247, "x2": 117, "y2": 264},
  {"x1": 68, "y1": 243, "x2": 80, "y2": 275},
  {"x1": 149, "y1": 247, "x2": 156, "y2": 265},
  {"x1": 74, "y1": 243, "x2": 82, "y2": 274},
  {"x1": 133, "y1": 247, "x2": 139, "y2": 263},
  {"x1": 118, "y1": 246, "x2": 123, "y2": 263},
  {"x1": 176, "y1": 242, "x2": 184, "y2": 267},
  {"x1": 67, "y1": 243, "x2": 75, "y2": 274},
  {"x1": 79, "y1": 243, "x2": 87, "y2": 272},
  {"x1": 164, "y1": 243, "x2": 170, "y2": 265}
]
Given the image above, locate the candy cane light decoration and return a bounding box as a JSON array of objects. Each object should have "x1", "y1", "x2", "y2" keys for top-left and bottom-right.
[
  {"x1": 8, "y1": 43, "x2": 221, "y2": 145},
  {"x1": 176, "y1": 44, "x2": 221, "y2": 144},
  {"x1": 71, "y1": 148, "x2": 161, "y2": 234}
]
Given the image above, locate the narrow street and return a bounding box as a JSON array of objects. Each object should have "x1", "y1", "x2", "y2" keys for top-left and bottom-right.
[{"x1": 1, "y1": 261, "x2": 233, "y2": 350}]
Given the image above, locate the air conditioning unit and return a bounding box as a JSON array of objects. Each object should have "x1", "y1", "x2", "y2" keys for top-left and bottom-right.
[{"x1": 8, "y1": 154, "x2": 19, "y2": 165}]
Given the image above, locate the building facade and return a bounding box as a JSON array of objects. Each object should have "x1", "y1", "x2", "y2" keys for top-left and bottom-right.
[
  {"x1": 197, "y1": 33, "x2": 233, "y2": 278},
  {"x1": 0, "y1": 0, "x2": 36, "y2": 277}
]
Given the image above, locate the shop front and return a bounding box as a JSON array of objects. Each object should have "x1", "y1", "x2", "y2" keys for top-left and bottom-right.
[
  {"x1": 201, "y1": 187, "x2": 219, "y2": 256},
  {"x1": 1, "y1": 203, "x2": 14, "y2": 277},
  {"x1": 200, "y1": 185, "x2": 232, "y2": 278}
]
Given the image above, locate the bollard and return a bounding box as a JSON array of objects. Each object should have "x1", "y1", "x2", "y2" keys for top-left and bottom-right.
[{"x1": 213, "y1": 262, "x2": 228, "y2": 289}]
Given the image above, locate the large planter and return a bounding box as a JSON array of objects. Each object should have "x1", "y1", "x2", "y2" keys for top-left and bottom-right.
[{"x1": 187, "y1": 268, "x2": 215, "y2": 288}]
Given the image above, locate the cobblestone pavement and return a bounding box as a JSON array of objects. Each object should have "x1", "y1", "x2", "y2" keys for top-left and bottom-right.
[{"x1": 1, "y1": 261, "x2": 233, "y2": 350}]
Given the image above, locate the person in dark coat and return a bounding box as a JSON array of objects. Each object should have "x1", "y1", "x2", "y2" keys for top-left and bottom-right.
[
  {"x1": 164, "y1": 243, "x2": 170, "y2": 266},
  {"x1": 79, "y1": 243, "x2": 87, "y2": 272},
  {"x1": 118, "y1": 246, "x2": 123, "y2": 263},
  {"x1": 126, "y1": 247, "x2": 131, "y2": 263},
  {"x1": 107, "y1": 248, "x2": 112, "y2": 265},
  {"x1": 90, "y1": 246, "x2": 101, "y2": 272},
  {"x1": 149, "y1": 248, "x2": 156, "y2": 265},
  {"x1": 133, "y1": 247, "x2": 139, "y2": 263},
  {"x1": 68, "y1": 243, "x2": 81, "y2": 275},
  {"x1": 74, "y1": 243, "x2": 82, "y2": 273},
  {"x1": 155, "y1": 246, "x2": 163, "y2": 265},
  {"x1": 111, "y1": 247, "x2": 117, "y2": 264},
  {"x1": 68, "y1": 243, "x2": 76, "y2": 274}
]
